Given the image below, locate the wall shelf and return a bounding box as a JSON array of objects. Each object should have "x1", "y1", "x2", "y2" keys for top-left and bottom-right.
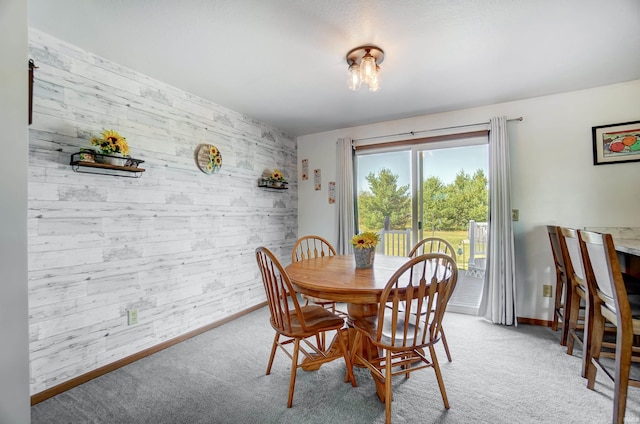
[
  {"x1": 258, "y1": 183, "x2": 288, "y2": 190},
  {"x1": 70, "y1": 152, "x2": 145, "y2": 178}
]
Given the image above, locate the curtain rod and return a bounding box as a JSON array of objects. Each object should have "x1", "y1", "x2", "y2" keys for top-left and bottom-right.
[{"x1": 352, "y1": 116, "x2": 523, "y2": 143}]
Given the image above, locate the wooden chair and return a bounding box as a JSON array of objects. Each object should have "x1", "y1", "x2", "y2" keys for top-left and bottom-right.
[
  {"x1": 351, "y1": 253, "x2": 457, "y2": 424},
  {"x1": 408, "y1": 237, "x2": 457, "y2": 362},
  {"x1": 255, "y1": 246, "x2": 356, "y2": 408},
  {"x1": 558, "y1": 226, "x2": 595, "y2": 377},
  {"x1": 291, "y1": 235, "x2": 339, "y2": 314},
  {"x1": 547, "y1": 225, "x2": 569, "y2": 345},
  {"x1": 579, "y1": 231, "x2": 640, "y2": 424}
]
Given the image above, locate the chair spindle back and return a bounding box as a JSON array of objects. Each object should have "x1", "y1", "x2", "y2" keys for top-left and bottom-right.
[
  {"x1": 292, "y1": 235, "x2": 336, "y2": 263},
  {"x1": 256, "y1": 247, "x2": 305, "y2": 335}
]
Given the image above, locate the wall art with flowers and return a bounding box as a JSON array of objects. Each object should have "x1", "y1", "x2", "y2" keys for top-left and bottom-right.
[{"x1": 196, "y1": 144, "x2": 223, "y2": 174}]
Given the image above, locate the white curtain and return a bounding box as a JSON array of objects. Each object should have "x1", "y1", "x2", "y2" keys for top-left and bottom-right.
[
  {"x1": 478, "y1": 116, "x2": 517, "y2": 325},
  {"x1": 336, "y1": 138, "x2": 355, "y2": 254}
]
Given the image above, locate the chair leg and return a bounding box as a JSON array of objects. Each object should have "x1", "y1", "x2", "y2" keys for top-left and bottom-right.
[
  {"x1": 586, "y1": 307, "x2": 605, "y2": 390},
  {"x1": 430, "y1": 345, "x2": 450, "y2": 409},
  {"x1": 287, "y1": 339, "x2": 300, "y2": 408},
  {"x1": 581, "y1": 297, "x2": 594, "y2": 379},
  {"x1": 440, "y1": 326, "x2": 452, "y2": 362},
  {"x1": 552, "y1": 276, "x2": 562, "y2": 332},
  {"x1": 384, "y1": 349, "x2": 393, "y2": 424},
  {"x1": 613, "y1": 327, "x2": 633, "y2": 424},
  {"x1": 336, "y1": 328, "x2": 356, "y2": 387},
  {"x1": 350, "y1": 331, "x2": 361, "y2": 367},
  {"x1": 266, "y1": 333, "x2": 280, "y2": 375},
  {"x1": 566, "y1": 289, "x2": 581, "y2": 356},
  {"x1": 315, "y1": 334, "x2": 325, "y2": 351},
  {"x1": 560, "y1": 278, "x2": 572, "y2": 346}
]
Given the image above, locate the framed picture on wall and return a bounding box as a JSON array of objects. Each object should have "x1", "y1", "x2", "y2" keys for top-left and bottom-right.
[{"x1": 592, "y1": 120, "x2": 640, "y2": 165}]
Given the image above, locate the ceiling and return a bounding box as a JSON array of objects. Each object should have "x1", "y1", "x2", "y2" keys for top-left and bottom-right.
[{"x1": 28, "y1": 0, "x2": 640, "y2": 137}]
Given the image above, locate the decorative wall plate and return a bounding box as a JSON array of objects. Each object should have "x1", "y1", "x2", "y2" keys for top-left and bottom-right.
[{"x1": 196, "y1": 144, "x2": 222, "y2": 174}]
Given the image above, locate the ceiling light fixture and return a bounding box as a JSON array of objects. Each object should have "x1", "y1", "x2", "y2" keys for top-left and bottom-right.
[{"x1": 346, "y1": 45, "x2": 384, "y2": 92}]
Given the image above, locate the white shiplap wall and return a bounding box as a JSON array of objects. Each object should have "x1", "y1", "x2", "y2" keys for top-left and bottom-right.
[{"x1": 27, "y1": 29, "x2": 297, "y2": 395}]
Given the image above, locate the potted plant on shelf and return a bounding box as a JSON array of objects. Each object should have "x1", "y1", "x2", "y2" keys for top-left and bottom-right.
[
  {"x1": 268, "y1": 168, "x2": 287, "y2": 188},
  {"x1": 90, "y1": 129, "x2": 130, "y2": 166},
  {"x1": 351, "y1": 231, "x2": 380, "y2": 269}
]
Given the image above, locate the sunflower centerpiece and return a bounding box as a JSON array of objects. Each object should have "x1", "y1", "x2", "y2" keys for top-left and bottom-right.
[
  {"x1": 90, "y1": 129, "x2": 130, "y2": 166},
  {"x1": 350, "y1": 232, "x2": 380, "y2": 269}
]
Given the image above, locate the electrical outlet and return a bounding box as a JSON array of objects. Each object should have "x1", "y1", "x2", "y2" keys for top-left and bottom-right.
[
  {"x1": 542, "y1": 284, "x2": 553, "y2": 298},
  {"x1": 127, "y1": 309, "x2": 138, "y2": 325},
  {"x1": 512, "y1": 209, "x2": 519, "y2": 221}
]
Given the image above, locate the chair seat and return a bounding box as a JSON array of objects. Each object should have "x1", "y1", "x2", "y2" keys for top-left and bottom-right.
[
  {"x1": 287, "y1": 305, "x2": 345, "y2": 335},
  {"x1": 601, "y1": 295, "x2": 640, "y2": 319},
  {"x1": 355, "y1": 312, "x2": 432, "y2": 349},
  {"x1": 600, "y1": 306, "x2": 640, "y2": 335}
]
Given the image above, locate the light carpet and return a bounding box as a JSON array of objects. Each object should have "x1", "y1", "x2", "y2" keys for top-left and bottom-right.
[{"x1": 31, "y1": 306, "x2": 640, "y2": 423}]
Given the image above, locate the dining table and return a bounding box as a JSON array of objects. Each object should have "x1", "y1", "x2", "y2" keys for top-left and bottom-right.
[
  {"x1": 584, "y1": 227, "x2": 640, "y2": 280},
  {"x1": 284, "y1": 253, "x2": 411, "y2": 402},
  {"x1": 614, "y1": 237, "x2": 640, "y2": 279}
]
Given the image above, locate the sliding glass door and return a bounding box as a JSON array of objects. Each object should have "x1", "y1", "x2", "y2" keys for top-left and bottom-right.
[
  {"x1": 417, "y1": 143, "x2": 488, "y2": 314},
  {"x1": 355, "y1": 136, "x2": 488, "y2": 314}
]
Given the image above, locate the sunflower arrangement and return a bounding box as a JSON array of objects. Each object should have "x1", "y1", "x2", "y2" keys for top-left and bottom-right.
[
  {"x1": 90, "y1": 129, "x2": 129, "y2": 156},
  {"x1": 269, "y1": 168, "x2": 286, "y2": 183},
  {"x1": 350, "y1": 232, "x2": 380, "y2": 250},
  {"x1": 206, "y1": 145, "x2": 223, "y2": 173}
]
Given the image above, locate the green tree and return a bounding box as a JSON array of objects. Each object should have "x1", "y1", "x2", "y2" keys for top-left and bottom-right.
[
  {"x1": 421, "y1": 176, "x2": 448, "y2": 232},
  {"x1": 357, "y1": 168, "x2": 411, "y2": 231},
  {"x1": 420, "y1": 169, "x2": 488, "y2": 231}
]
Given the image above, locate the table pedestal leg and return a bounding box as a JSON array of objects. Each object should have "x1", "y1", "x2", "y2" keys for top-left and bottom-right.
[
  {"x1": 302, "y1": 303, "x2": 376, "y2": 370},
  {"x1": 300, "y1": 302, "x2": 387, "y2": 402}
]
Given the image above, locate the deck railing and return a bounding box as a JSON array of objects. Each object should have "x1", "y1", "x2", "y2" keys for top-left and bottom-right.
[
  {"x1": 375, "y1": 221, "x2": 488, "y2": 275},
  {"x1": 376, "y1": 229, "x2": 412, "y2": 257},
  {"x1": 467, "y1": 220, "x2": 488, "y2": 277}
]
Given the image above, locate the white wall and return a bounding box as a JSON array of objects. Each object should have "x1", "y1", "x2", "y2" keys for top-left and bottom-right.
[
  {"x1": 297, "y1": 79, "x2": 640, "y2": 321},
  {"x1": 28, "y1": 29, "x2": 296, "y2": 395},
  {"x1": 0, "y1": 0, "x2": 30, "y2": 422}
]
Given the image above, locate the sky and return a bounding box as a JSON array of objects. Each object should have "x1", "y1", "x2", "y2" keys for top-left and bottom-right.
[{"x1": 356, "y1": 144, "x2": 488, "y2": 193}]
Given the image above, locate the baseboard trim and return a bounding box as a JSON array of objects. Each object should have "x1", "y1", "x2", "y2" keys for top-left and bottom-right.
[
  {"x1": 31, "y1": 301, "x2": 268, "y2": 405},
  {"x1": 517, "y1": 317, "x2": 552, "y2": 327}
]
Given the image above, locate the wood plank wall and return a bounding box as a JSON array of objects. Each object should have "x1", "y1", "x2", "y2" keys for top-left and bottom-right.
[{"x1": 27, "y1": 29, "x2": 297, "y2": 396}]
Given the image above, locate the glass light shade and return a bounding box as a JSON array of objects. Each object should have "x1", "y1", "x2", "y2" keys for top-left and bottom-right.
[
  {"x1": 368, "y1": 64, "x2": 381, "y2": 92},
  {"x1": 360, "y1": 52, "x2": 377, "y2": 84},
  {"x1": 346, "y1": 46, "x2": 383, "y2": 92},
  {"x1": 348, "y1": 62, "x2": 361, "y2": 91}
]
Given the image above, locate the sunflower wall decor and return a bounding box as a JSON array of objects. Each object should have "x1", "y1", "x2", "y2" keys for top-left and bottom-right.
[
  {"x1": 91, "y1": 129, "x2": 130, "y2": 156},
  {"x1": 196, "y1": 144, "x2": 223, "y2": 174}
]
